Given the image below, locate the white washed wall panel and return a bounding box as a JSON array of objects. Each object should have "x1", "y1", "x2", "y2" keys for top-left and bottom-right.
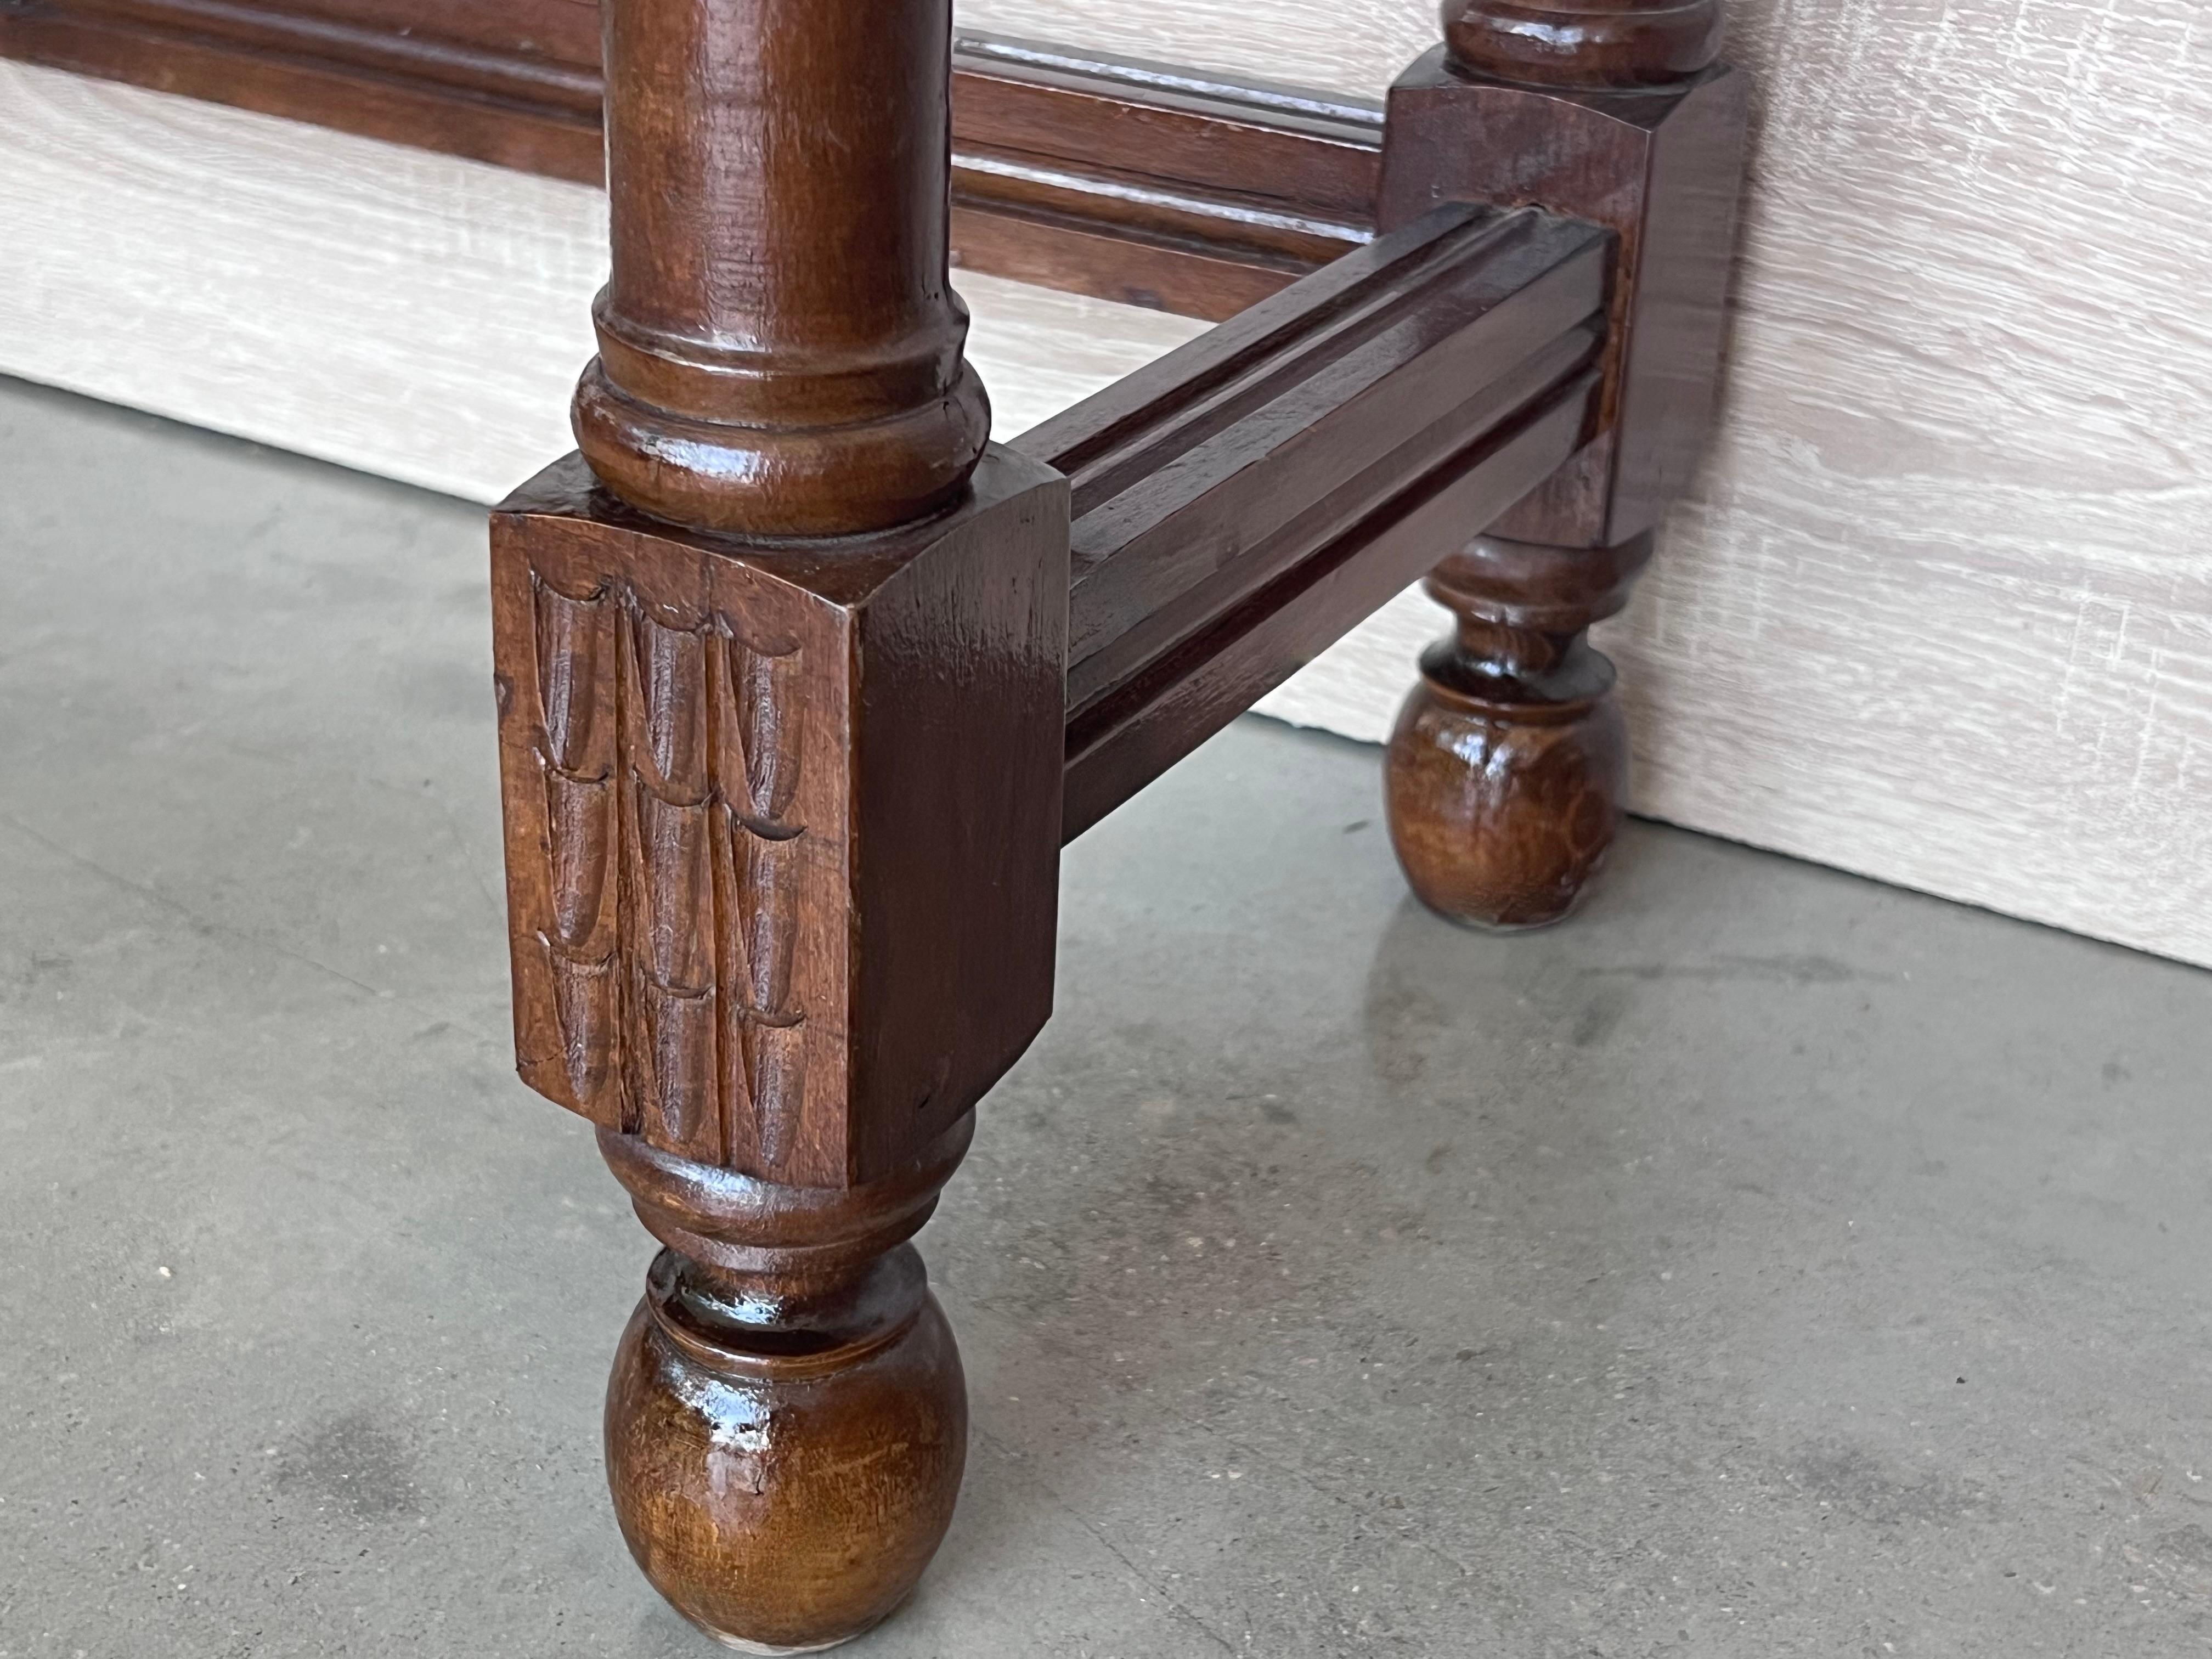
[
  {"x1": 0, "y1": 63, "x2": 1204, "y2": 500},
  {"x1": 974, "y1": 0, "x2": 2212, "y2": 963},
  {"x1": 960, "y1": 0, "x2": 1434, "y2": 99}
]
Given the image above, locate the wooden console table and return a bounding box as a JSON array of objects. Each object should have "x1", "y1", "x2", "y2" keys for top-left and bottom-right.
[{"x1": 0, "y1": 0, "x2": 1747, "y2": 1646}]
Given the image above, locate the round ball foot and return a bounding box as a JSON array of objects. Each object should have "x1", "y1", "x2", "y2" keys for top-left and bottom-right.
[
  {"x1": 1385, "y1": 668, "x2": 1628, "y2": 931},
  {"x1": 605, "y1": 1246, "x2": 968, "y2": 1654}
]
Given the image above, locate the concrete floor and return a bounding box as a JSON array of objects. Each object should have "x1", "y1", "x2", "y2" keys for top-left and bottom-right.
[{"x1": 0, "y1": 375, "x2": 2208, "y2": 1659}]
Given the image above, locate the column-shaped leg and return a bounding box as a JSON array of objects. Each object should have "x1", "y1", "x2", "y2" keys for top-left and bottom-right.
[
  {"x1": 490, "y1": 448, "x2": 1065, "y2": 1649},
  {"x1": 1386, "y1": 532, "x2": 1650, "y2": 929},
  {"x1": 1438, "y1": 0, "x2": 1723, "y2": 88},
  {"x1": 1377, "y1": 1, "x2": 1747, "y2": 929},
  {"x1": 489, "y1": 0, "x2": 1069, "y2": 1647}
]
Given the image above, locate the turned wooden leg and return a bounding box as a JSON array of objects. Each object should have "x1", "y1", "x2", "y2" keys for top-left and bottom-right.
[
  {"x1": 1438, "y1": 0, "x2": 1723, "y2": 88},
  {"x1": 486, "y1": 0, "x2": 1066, "y2": 1645},
  {"x1": 1376, "y1": 1, "x2": 1748, "y2": 928},
  {"x1": 599, "y1": 1122, "x2": 974, "y2": 1652},
  {"x1": 472, "y1": 0, "x2": 1750, "y2": 1629},
  {"x1": 488, "y1": 449, "x2": 1064, "y2": 1647},
  {"x1": 1387, "y1": 532, "x2": 1651, "y2": 930}
]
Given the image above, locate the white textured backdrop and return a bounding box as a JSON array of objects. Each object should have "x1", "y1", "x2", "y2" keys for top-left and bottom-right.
[
  {"x1": 969, "y1": 0, "x2": 2212, "y2": 967},
  {"x1": 3, "y1": 0, "x2": 2209, "y2": 966}
]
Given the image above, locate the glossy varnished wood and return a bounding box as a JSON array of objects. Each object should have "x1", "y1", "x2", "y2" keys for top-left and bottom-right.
[
  {"x1": 19, "y1": 2, "x2": 2205, "y2": 968},
  {"x1": 573, "y1": 0, "x2": 988, "y2": 537},
  {"x1": 491, "y1": 447, "x2": 1066, "y2": 1649},
  {"x1": 483, "y1": 0, "x2": 1070, "y2": 1642},
  {"x1": 1387, "y1": 533, "x2": 1651, "y2": 928},
  {"x1": 0, "y1": 3, "x2": 1385, "y2": 320},
  {"x1": 1380, "y1": 43, "x2": 1746, "y2": 548},
  {"x1": 1378, "y1": 1, "x2": 1746, "y2": 928},
  {"x1": 490, "y1": 455, "x2": 1067, "y2": 1186},
  {"x1": 599, "y1": 1119, "x2": 975, "y2": 1651},
  {"x1": 153, "y1": 0, "x2": 1738, "y2": 1634},
  {"x1": 1018, "y1": 201, "x2": 1609, "y2": 836},
  {"x1": 947, "y1": 33, "x2": 1381, "y2": 319},
  {"x1": 1441, "y1": 0, "x2": 1723, "y2": 89}
]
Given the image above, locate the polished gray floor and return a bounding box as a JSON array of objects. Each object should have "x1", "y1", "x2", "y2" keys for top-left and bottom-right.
[{"x1": 1, "y1": 377, "x2": 2208, "y2": 1658}]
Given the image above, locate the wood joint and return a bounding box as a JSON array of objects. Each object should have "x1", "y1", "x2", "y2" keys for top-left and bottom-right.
[{"x1": 3, "y1": 0, "x2": 1752, "y2": 1644}]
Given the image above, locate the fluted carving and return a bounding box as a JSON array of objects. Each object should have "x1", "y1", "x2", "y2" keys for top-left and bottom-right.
[
  {"x1": 493, "y1": 435, "x2": 1066, "y2": 1652},
  {"x1": 524, "y1": 569, "x2": 811, "y2": 1175},
  {"x1": 488, "y1": 0, "x2": 1068, "y2": 1644},
  {"x1": 710, "y1": 624, "x2": 809, "y2": 1172}
]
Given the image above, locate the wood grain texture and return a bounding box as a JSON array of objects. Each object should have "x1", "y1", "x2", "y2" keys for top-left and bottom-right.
[
  {"x1": 972, "y1": 0, "x2": 2212, "y2": 966},
  {"x1": 502, "y1": 519, "x2": 833, "y2": 1176},
  {"x1": 1379, "y1": 51, "x2": 1748, "y2": 549},
  {"x1": 595, "y1": 1118, "x2": 978, "y2": 1650},
  {"x1": 0, "y1": 60, "x2": 1206, "y2": 496},
  {"x1": 1023, "y1": 201, "x2": 1609, "y2": 833},
  {"x1": 570, "y1": 0, "x2": 992, "y2": 537},
  {"x1": 1625, "y1": 0, "x2": 2212, "y2": 965},
  {"x1": 1441, "y1": 0, "x2": 1725, "y2": 88},
  {"x1": 1386, "y1": 533, "x2": 1655, "y2": 929},
  {"x1": 493, "y1": 446, "x2": 1070, "y2": 1190},
  {"x1": 7, "y1": 0, "x2": 2211, "y2": 968},
  {"x1": 1372, "y1": 17, "x2": 1748, "y2": 932},
  {"x1": 0, "y1": 5, "x2": 1385, "y2": 320},
  {"x1": 493, "y1": 3, "x2": 1086, "y2": 1635}
]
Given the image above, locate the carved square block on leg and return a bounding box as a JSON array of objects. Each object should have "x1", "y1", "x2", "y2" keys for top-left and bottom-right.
[
  {"x1": 490, "y1": 447, "x2": 1071, "y2": 1189},
  {"x1": 489, "y1": 448, "x2": 1068, "y2": 1651}
]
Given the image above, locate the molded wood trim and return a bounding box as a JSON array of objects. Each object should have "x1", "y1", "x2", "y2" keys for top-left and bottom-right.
[
  {"x1": 0, "y1": 1, "x2": 1386, "y2": 318},
  {"x1": 1028, "y1": 202, "x2": 1611, "y2": 832}
]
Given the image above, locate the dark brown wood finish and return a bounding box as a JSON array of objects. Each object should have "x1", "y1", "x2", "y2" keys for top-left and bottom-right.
[
  {"x1": 1021, "y1": 201, "x2": 1609, "y2": 837},
  {"x1": 947, "y1": 34, "x2": 1381, "y2": 319},
  {"x1": 574, "y1": 0, "x2": 991, "y2": 536},
  {"x1": 1384, "y1": 8, "x2": 1745, "y2": 549},
  {"x1": 1376, "y1": 0, "x2": 1747, "y2": 929},
  {"x1": 1387, "y1": 531, "x2": 1652, "y2": 927},
  {"x1": 487, "y1": 0, "x2": 1071, "y2": 1644},
  {"x1": 492, "y1": 453, "x2": 1068, "y2": 1186},
  {"x1": 1442, "y1": 0, "x2": 1724, "y2": 89},
  {"x1": 15, "y1": 0, "x2": 1745, "y2": 1635},
  {"x1": 598, "y1": 1119, "x2": 976, "y2": 1650},
  {"x1": 0, "y1": 1, "x2": 1384, "y2": 319},
  {"x1": 466, "y1": 0, "x2": 1686, "y2": 1631},
  {"x1": 493, "y1": 453, "x2": 1070, "y2": 1652},
  {"x1": 492, "y1": 441, "x2": 1069, "y2": 1645}
]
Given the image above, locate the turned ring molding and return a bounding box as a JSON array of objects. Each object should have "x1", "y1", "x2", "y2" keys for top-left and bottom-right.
[{"x1": 1442, "y1": 0, "x2": 1724, "y2": 87}]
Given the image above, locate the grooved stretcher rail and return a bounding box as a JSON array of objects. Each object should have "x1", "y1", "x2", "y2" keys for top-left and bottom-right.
[{"x1": 2, "y1": 0, "x2": 1751, "y2": 1646}]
